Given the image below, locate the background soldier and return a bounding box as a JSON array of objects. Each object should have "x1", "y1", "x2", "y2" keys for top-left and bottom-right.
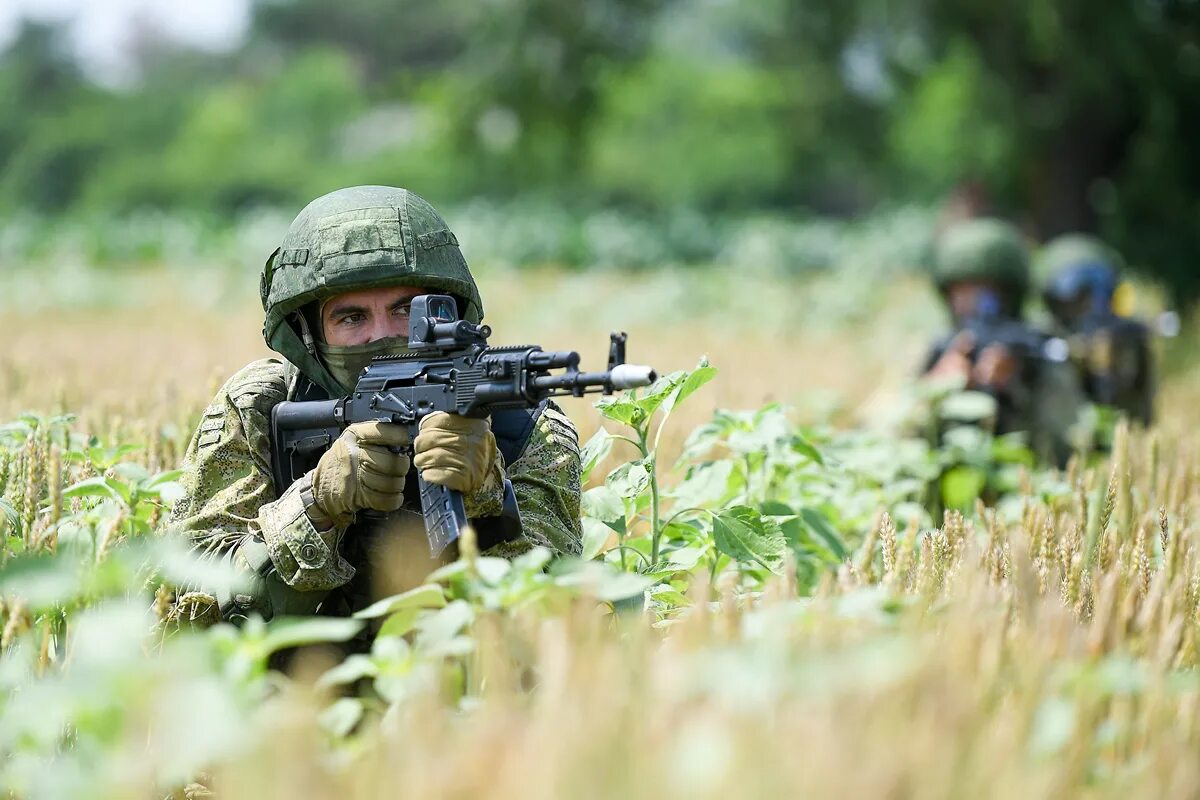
[
  {"x1": 1038, "y1": 234, "x2": 1155, "y2": 426},
  {"x1": 922, "y1": 218, "x2": 1086, "y2": 466},
  {"x1": 166, "y1": 186, "x2": 583, "y2": 626}
]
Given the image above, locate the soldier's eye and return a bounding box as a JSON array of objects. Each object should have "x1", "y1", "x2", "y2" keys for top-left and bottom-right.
[
  {"x1": 392, "y1": 303, "x2": 412, "y2": 318},
  {"x1": 341, "y1": 313, "x2": 366, "y2": 325}
]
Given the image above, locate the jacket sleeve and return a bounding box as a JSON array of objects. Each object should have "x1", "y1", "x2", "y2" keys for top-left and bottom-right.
[
  {"x1": 478, "y1": 402, "x2": 583, "y2": 559},
  {"x1": 167, "y1": 361, "x2": 355, "y2": 620}
]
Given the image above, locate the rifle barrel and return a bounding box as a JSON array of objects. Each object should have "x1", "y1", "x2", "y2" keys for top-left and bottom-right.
[{"x1": 531, "y1": 364, "x2": 656, "y2": 392}]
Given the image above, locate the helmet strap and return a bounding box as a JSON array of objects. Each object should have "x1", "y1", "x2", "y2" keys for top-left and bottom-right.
[{"x1": 291, "y1": 311, "x2": 318, "y2": 357}]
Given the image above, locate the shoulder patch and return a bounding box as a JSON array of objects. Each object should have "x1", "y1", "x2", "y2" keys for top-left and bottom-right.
[{"x1": 195, "y1": 402, "x2": 230, "y2": 451}]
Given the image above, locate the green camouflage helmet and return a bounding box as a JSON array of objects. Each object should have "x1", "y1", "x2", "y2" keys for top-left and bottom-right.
[
  {"x1": 933, "y1": 218, "x2": 1031, "y2": 302},
  {"x1": 1036, "y1": 233, "x2": 1125, "y2": 286},
  {"x1": 260, "y1": 186, "x2": 483, "y2": 396}
]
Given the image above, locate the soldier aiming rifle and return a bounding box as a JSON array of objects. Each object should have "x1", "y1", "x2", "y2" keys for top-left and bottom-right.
[{"x1": 165, "y1": 186, "x2": 653, "y2": 627}]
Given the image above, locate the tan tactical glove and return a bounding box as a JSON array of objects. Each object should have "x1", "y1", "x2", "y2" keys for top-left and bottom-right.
[
  {"x1": 413, "y1": 412, "x2": 498, "y2": 494},
  {"x1": 309, "y1": 421, "x2": 411, "y2": 528}
]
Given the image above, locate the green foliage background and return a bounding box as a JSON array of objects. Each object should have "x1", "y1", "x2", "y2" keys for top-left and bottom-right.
[{"x1": 2, "y1": 0, "x2": 1199, "y2": 299}]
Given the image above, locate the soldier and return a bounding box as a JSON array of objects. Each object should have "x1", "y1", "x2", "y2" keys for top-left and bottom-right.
[
  {"x1": 166, "y1": 186, "x2": 583, "y2": 627},
  {"x1": 1038, "y1": 234, "x2": 1155, "y2": 425},
  {"x1": 922, "y1": 218, "x2": 1086, "y2": 466}
]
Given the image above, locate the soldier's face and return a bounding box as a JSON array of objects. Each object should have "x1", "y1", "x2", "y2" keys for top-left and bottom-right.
[
  {"x1": 321, "y1": 285, "x2": 432, "y2": 345},
  {"x1": 946, "y1": 281, "x2": 1002, "y2": 320}
]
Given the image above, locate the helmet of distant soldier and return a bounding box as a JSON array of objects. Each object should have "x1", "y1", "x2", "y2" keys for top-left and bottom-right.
[
  {"x1": 259, "y1": 185, "x2": 483, "y2": 396},
  {"x1": 932, "y1": 218, "x2": 1031, "y2": 309},
  {"x1": 1037, "y1": 233, "x2": 1124, "y2": 313}
]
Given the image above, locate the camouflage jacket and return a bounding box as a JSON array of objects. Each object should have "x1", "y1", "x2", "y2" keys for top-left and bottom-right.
[
  {"x1": 919, "y1": 336, "x2": 1087, "y2": 467},
  {"x1": 167, "y1": 358, "x2": 582, "y2": 623}
]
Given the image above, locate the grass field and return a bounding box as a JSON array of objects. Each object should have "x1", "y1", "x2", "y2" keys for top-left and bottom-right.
[
  {"x1": 3, "y1": 260, "x2": 1200, "y2": 799},
  {"x1": 0, "y1": 263, "x2": 941, "y2": 459}
]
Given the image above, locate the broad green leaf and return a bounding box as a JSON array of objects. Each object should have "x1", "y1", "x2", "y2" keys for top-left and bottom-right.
[
  {"x1": 378, "y1": 607, "x2": 422, "y2": 638},
  {"x1": 647, "y1": 584, "x2": 690, "y2": 607},
  {"x1": 421, "y1": 635, "x2": 477, "y2": 659},
  {"x1": 593, "y1": 570, "x2": 654, "y2": 602},
  {"x1": 991, "y1": 434, "x2": 1036, "y2": 466},
  {"x1": 635, "y1": 370, "x2": 687, "y2": 417},
  {"x1": 512, "y1": 546, "x2": 553, "y2": 574},
  {"x1": 62, "y1": 476, "x2": 125, "y2": 503},
  {"x1": 415, "y1": 600, "x2": 474, "y2": 648},
  {"x1": 579, "y1": 428, "x2": 613, "y2": 482},
  {"x1": 0, "y1": 421, "x2": 33, "y2": 442},
  {"x1": 658, "y1": 521, "x2": 707, "y2": 548},
  {"x1": 662, "y1": 358, "x2": 717, "y2": 413},
  {"x1": 727, "y1": 405, "x2": 793, "y2": 457},
  {"x1": 353, "y1": 583, "x2": 447, "y2": 619},
  {"x1": 318, "y1": 654, "x2": 379, "y2": 688},
  {"x1": 941, "y1": 465, "x2": 988, "y2": 512},
  {"x1": 259, "y1": 616, "x2": 363, "y2": 656},
  {"x1": 606, "y1": 460, "x2": 651, "y2": 501},
  {"x1": 143, "y1": 469, "x2": 184, "y2": 488},
  {"x1": 475, "y1": 556, "x2": 512, "y2": 584},
  {"x1": 677, "y1": 418, "x2": 729, "y2": 464},
  {"x1": 581, "y1": 518, "x2": 613, "y2": 560},
  {"x1": 594, "y1": 395, "x2": 646, "y2": 429},
  {"x1": 582, "y1": 485, "x2": 624, "y2": 523},
  {"x1": 657, "y1": 545, "x2": 705, "y2": 570},
  {"x1": 151, "y1": 481, "x2": 186, "y2": 505},
  {"x1": 760, "y1": 500, "x2": 793, "y2": 515},
  {"x1": 0, "y1": 552, "x2": 86, "y2": 609},
  {"x1": 712, "y1": 506, "x2": 785, "y2": 570},
  {"x1": 793, "y1": 434, "x2": 825, "y2": 465},
  {"x1": 426, "y1": 560, "x2": 469, "y2": 584},
  {"x1": 112, "y1": 462, "x2": 150, "y2": 483},
  {"x1": 797, "y1": 507, "x2": 848, "y2": 561},
  {"x1": 88, "y1": 444, "x2": 142, "y2": 469},
  {"x1": 667, "y1": 459, "x2": 738, "y2": 509},
  {"x1": 940, "y1": 390, "x2": 999, "y2": 424}
]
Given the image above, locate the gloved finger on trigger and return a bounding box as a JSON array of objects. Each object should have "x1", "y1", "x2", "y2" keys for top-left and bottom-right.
[
  {"x1": 412, "y1": 447, "x2": 469, "y2": 472},
  {"x1": 412, "y1": 430, "x2": 465, "y2": 456},
  {"x1": 349, "y1": 421, "x2": 412, "y2": 448},
  {"x1": 418, "y1": 412, "x2": 489, "y2": 434},
  {"x1": 357, "y1": 445, "x2": 412, "y2": 476}
]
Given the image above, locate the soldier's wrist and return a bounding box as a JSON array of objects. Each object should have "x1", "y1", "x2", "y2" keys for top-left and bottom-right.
[{"x1": 298, "y1": 472, "x2": 338, "y2": 531}]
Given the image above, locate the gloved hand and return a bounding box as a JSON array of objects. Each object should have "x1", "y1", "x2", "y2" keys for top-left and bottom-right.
[
  {"x1": 413, "y1": 412, "x2": 497, "y2": 493},
  {"x1": 309, "y1": 421, "x2": 411, "y2": 528}
]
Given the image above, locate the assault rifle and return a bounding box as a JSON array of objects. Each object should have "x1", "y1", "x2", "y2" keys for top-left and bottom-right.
[
  {"x1": 929, "y1": 288, "x2": 1069, "y2": 385},
  {"x1": 270, "y1": 295, "x2": 656, "y2": 557},
  {"x1": 957, "y1": 314, "x2": 1070, "y2": 368},
  {"x1": 1065, "y1": 311, "x2": 1156, "y2": 423}
]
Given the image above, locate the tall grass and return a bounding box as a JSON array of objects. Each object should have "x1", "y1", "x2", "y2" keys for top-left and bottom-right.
[{"x1": 2, "y1": 262, "x2": 1198, "y2": 798}]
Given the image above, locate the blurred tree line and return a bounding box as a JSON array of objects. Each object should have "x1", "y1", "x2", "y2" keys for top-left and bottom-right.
[{"x1": 2, "y1": 0, "x2": 1198, "y2": 299}]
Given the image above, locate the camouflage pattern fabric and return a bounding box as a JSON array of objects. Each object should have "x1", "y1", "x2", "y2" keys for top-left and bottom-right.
[
  {"x1": 167, "y1": 358, "x2": 582, "y2": 620},
  {"x1": 919, "y1": 337, "x2": 1088, "y2": 466}
]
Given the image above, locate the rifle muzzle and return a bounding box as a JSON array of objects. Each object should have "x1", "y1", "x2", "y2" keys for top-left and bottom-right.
[{"x1": 609, "y1": 364, "x2": 657, "y2": 389}]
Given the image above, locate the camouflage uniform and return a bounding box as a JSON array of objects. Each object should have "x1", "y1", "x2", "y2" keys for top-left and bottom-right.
[
  {"x1": 1038, "y1": 234, "x2": 1155, "y2": 425},
  {"x1": 922, "y1": 218, "x2": 1088, "y2": 466},
  {"x1": 167, "y1": 187, "x2": 582, "y2": 625}
]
